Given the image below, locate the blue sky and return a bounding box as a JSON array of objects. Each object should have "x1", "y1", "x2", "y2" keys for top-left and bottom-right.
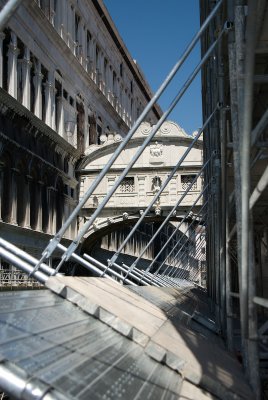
[{"x1": 103, "y1": 0, "x2": 202, "y2": 135}]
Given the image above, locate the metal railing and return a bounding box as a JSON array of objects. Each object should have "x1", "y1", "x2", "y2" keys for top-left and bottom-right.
[
  {"x1": 0, "y1": 270, "x2": 43, "y2": 289},
  {"x1": 1, "y1": 0, "x2": 268, "y2": 398}
]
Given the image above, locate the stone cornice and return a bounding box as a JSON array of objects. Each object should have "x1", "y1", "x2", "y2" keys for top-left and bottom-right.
[
  {"x1": 0, "y1": 88, "x2": 81, "y2": 160},
  {"x1": 78, "y1": 127, "x2": 203, "y2": 171},
  {"x1": 78, "y1": 164, "x2": 203, "y2": 174},
  {"x1": 0, "y1": 131, "x2": 79, "y2": 188}
]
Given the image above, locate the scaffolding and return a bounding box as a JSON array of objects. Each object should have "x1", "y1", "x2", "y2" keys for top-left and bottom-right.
[
  {"x1": 200, "y1": 0, "x2": 268, "y2": 398},
  {"x1": 0, "y1": 0, "x2": 268, "y2": 398}
]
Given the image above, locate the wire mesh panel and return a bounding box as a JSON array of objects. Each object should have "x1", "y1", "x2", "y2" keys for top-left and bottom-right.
[
  {"x1": 119, "y1": 177, "x2": 135, "y2": 193},
  {"x1": 181, "y1": 175, "x2": 197, "y2": 191}
]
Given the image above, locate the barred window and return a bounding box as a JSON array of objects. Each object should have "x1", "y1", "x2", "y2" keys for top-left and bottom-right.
[
  {"x1": 181, "y1": 175, "x2": 197, "y2": 190},
  {"x1": 119, "y1": 177, "x2": 135, "y2": 193}
]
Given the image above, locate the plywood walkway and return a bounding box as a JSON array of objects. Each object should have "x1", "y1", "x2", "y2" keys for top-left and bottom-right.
[{"x1": 43, "y1": 276, "x2": 254, "y2": 399}]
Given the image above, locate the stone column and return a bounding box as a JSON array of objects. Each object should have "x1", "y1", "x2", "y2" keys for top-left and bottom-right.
[
  {"x1": 10, "y1": 167, "x2": 19, "y2": 225},
  {"x1": 90, "y1": 39, "x2": 96, "y2": 82},
  {"x1": 51, "y1": 86, "x2": 57, "y2": 131},
  {"x1": 132, "y1": 98, "x2": 136, "y2": 123},
  {"x1": 107, "y1": 65, "x2": 112, "y2": 102},
  {"x1": 0, "y1": 162, "x2": 4, "y2": 221},
  {"x1": 61, "y1": 0, "x2": 67, "y2": 41},
  {"x1": 55, "y1": 0, "x2": 63, "y2": 35},
  {"x1": 138, "y1": 176, "x2": 146, "y2": 207},
  {"x1": 21, "y1": 47, "x2": 31, "y2": 109},
  {"x1": 125, "y1": 93, "x2": 129, "y2": 124},
  {"x1": 122, "y1": 90, "x2": 127, "y2": 121},
  {"x1": 7, "y1": 32, "x2": 19, "y2": 99},
  {"x1": 34, "y1": 60, "x2": 43, "y2": 118},
  {"x1": 114, "y1": 80, "x2": 119, "y2": 112},
  {"x1": 44, "y1": 71, "x2": 55, "y2": 128},
  {"x1": 99, "y1": 51, "x2": 104, "y2": 91},
  {"x1": 24, "y1": 175, "x2": 32, "y2": 229},
  {"x1": 119, "y1": 86, "x2": 123, "y2": 116},
  {"x1": 0, "y1": 32, "x2": 5, "y2": 88},
  {"x1": 48, "y1": 186, "x2": 55, "y2": 234},
  {"x1": 169, "y1": 175, "x2": 178, "y2": 206},
  {"x1": 36, "y1": 180, "x2": 43, "y2": 231},
  {"x1": 69, "y1": 198, "x2": 77, "y2": 237},
  {"x1": 107, "y1": 177, "x2": 115, "y2": 206},
  {"x1": 81, "y1": 25, "x2": 87, "y2": 67},
  {"x1": 71, "y1": 6, "x2": 76, "y2": 54},
  {"x1": 57, "y1": 96, "x2": 64, "y2": 136},
  {"x1": 83, "y1": 106, "x2": 88, "y2": 149},
  {"x1": 67, "y1": 2, "x2": 73, "y2": 49}
]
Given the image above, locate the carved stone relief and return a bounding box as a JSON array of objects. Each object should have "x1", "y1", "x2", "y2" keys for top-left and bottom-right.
[{"x1": 149, "y1": 141, "x2": 164, "y2": 164}]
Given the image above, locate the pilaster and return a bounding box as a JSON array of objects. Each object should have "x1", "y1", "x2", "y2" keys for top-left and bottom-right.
[
  {"x1": 7, "y1": 32, "x2": 19, "y2": 99},
  {"x1": 0, "y1": 32, "x2": 5, "y2": 88},
  {"x1": 90, "y1": 39, "x2": 96, "y2": 82},
  {"x1": 34, "y1": 60, "x2": 43, "y2": 118},
  {"x1": 36, "y1": 180, "x2": 43, "y2": 231},
  {"x1": 44, "y1": 71, "x2": 55, "y2": 129},
  {"x1": 10, "y1": 168, "x2": 19, "y2": 225},
  {"x1": 21, "y1": 47, "x2": 31, "y2": 109},
  {"x1": 24, "y1": 174, "x2": 32, "y2": 229},
  {"x1": 0, "y1": 162, "x2": 4, "y2": 221},
  {"x1": 56, "y1": 96, "x2": 64, "y2": 136},
  {"x1": 48, "y1": 186, "x2": 56, "y2": 234}
]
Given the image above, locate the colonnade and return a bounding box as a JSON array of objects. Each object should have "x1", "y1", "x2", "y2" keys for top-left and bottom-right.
[{"x1": 0, "y1": 153, "x2": 77, "y2": 239}]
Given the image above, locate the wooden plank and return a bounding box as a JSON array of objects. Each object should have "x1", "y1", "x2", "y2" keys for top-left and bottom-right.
[
  {"x1": 77, "y1": 277, "x2": 166, "y2": 319},
  {"x1": 150, "y1": 320, "x2": 253, "y2": 399},
  {"x1": 179, "y1": 380, "x2": 216, "y2": 400},
  {"x1": 46, "y1": 276, "x2": 165, "y2": 338}
]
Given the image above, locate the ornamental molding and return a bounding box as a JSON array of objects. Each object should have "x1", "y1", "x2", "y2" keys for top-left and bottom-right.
[{"x1": 133, "y1": 121, "x2": 189, "y2": 138}]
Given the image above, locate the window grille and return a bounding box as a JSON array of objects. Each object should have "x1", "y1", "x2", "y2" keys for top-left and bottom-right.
[
  {"x1": 119, "y1": 177, "x2": 134, "y2": 193},
  {"x1": 181, "y1": 175, "x2": 197, "y2": 190}
]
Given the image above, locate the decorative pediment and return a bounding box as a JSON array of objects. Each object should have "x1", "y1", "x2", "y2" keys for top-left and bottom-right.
[
  {"x1": 133, "y1": 121, "x2": 189, "y2": 138},
  {"x1": 81, "y1": 120, "x2": 201, "y2": 170}
]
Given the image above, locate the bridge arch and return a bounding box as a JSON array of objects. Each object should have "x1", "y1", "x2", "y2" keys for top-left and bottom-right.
[{"x1": 80, "y1": 212, "x2": 201, "y2": 278}]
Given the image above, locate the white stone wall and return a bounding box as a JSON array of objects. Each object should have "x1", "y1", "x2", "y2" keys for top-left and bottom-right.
[
  {"x1": 80, "y1": 121, "x2": 203, "y2": 215},
  {"x1": 0, "y1": 0, "x2": 160, "y2": 154}
]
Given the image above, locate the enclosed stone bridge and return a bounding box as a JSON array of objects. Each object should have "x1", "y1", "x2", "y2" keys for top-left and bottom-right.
[{"x1": 78, "y1": 121, "x2": 204, "y2": 264}]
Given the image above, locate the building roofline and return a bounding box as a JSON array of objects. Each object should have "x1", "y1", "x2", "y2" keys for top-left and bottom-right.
[{"x1": 92, "y1": 0, "x2": 163, "y2": 120}]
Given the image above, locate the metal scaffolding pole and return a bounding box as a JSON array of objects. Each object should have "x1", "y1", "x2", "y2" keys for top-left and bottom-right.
[{"x1": 52, "y1": 28, "x2": 227, "y2": 274}]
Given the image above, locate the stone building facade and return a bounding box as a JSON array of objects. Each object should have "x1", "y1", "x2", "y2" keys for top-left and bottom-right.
[
  {"x1": 78, "y1": 121, "x2": 203, "y2": 283},
  {"x1": 79, "y1": 121, "x2": 203, "y2": 219},
  {"x1": 0, "y1": 0, "x2": 161, "y2": 275}
]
